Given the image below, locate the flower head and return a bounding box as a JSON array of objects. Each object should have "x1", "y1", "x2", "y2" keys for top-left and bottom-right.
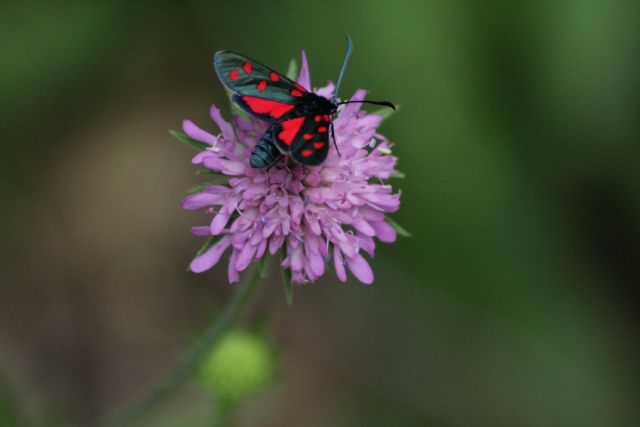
[{"x1": 179, "y1": 52, "x2": 401, "y2": 284}]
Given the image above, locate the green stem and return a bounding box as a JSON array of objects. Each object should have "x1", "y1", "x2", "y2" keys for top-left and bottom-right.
[{"x1": 98, "y1": 262, "x2": 265, "y2": 427}]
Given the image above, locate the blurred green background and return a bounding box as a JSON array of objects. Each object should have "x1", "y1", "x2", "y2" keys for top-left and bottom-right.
[{"x1": 1, "y1": 1, "x2": 639, "y2": 426}]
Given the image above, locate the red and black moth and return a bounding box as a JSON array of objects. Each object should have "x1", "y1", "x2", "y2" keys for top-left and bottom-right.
[{"x1": 213, "y1": 34, "x2": 395, "y2": 168}]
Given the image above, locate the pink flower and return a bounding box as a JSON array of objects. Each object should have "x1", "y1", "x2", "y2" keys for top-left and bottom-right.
[{"x1": 178, "y1": 52, "x2": 401, "y2": 284}]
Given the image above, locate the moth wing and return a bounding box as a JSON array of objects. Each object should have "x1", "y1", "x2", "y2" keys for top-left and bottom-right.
[
  {"x1": 271, "y1": 114, "x2": 330, "y2": 165},
  {"x1": 214, "y1": 51, "x2": 307, "y2": 120}
]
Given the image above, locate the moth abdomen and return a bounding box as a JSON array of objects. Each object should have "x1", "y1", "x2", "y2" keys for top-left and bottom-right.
[{"x1": 250, "y1": 131, "x2": 281, "y2": 169}]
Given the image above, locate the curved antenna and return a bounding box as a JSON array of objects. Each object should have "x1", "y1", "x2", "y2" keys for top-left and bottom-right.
[
  {"x1": 333, "y1": 33, "x2": 353, "y2": 102},
  {"x1": 337, "y1": 100, "x2": 396, "y2": 110}
]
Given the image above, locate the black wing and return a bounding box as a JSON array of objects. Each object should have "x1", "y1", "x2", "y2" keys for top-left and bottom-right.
[
  {"x1": 268, "y1": 114, "x2": 330, "y2": 165},
  {"x1": 214, "y1": 51, "x2": 307, "y2": 120}
]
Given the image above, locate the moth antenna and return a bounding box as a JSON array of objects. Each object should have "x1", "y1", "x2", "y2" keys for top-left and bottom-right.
[
  {"x1": 333, "y1": 33, "x2": 353, "y2": 103},
  {"x1": 337, "y1": 100, "x2": 396, "y2": 109}
]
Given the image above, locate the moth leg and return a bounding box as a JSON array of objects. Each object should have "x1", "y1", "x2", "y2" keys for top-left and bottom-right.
[
  {"x1": 266, "y1": 154, "x2": 282, "y2": 171},
  {"x1": 330, "y1": 123, "x2": 341, "y2": 158}
]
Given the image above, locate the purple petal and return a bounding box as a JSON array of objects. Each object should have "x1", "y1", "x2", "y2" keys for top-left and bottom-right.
[
  {"x1": 304, "y1": 170, "x2": 322, "y2": 187},
  {"x1": 333, "y1": 247, "x2": 347, "y2": 282},
  {"x1": 338, "y1": 237, "x2": 358, "y2": 258},
  {"x1": 372, "y1": 221, "x2": 397, "y2": 243},
  {"x1": 308, "y1": 251, "x2": 325, "y2": 277},
  {"x1": 189, "y1": 236, "x2": 231, "y2": 273},
  {"x1": 290, "y1": 244, "x2": 304, "y2": 271},
  {"x1": 261, "y1": 220, "x2": 277, "y2": 239},
  {"x1": 347, "y1": 253, "x2": 374, "y2": 285},
  {"x1": 353, "y1": 218, "x2": 376, "y2": 237},
  {"x1": 183, "y1": 120, "x2": 216, "y2": 145},
  {"x1": 209, "y1": 105, "x2": 235, "y2": 142},
  {"x1": 359, "y1": 206, "x2": 385, "y2": 222},
  {"x1": 315, "y1": 81, "x2": 335, "y2": 99},
  {"x1": 191, "y1": 226, "x2": 211, "y2": 236},
  {"x1": 363, "y1": 192, "x2": 400, "y2": 212},
  {"x1": 358, "y1": 234, "x2": 376, "y2": 256},
  {"x1": 191, "y1": 151, "x2": 214, "y2": 165},
  {"x1": 218, "y1": 159, "x2": 245, "y2": 176},
  {"x1": 228, "y1": 250, "x2": 240, "y2": 283},
  {"x1": 202, "y1": 156, "x2": 222, "y2": 171},
  {"x1": 255, "y1": 239, "x2": 268, "y2": 260},
  {"x1": 340, "y1": 89, "x2": 367, "y2": 116},
  {"x1": 269, "y1": 233, "x2": 285, "y2": 255},
  {"x1": 235, "y1": 243, "x2": 258, "y2": 272},
  {"x1": 297, "y1": 50, "x2": 311, "y2": 91},
  {"x1": 210, "y1": 209, "x2": 231, "y2": 235},
  {"x1": 181, "y1": 193, "x2": 225, "y2": 210},
  {"x1": 304, "y1": 234, "x2": 321, "y2": 255}
]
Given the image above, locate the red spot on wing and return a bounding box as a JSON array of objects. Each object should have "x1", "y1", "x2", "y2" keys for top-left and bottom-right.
[
  {"x1": 313, "y1": 142, "x2": 325, "y2": 149},
  {"x1": 269, "y1": 72, "x2": 279, "y2": 81},
  {"x1": 318, "y1": 127, "x2": 327, "y2": 133},
  {"x1": 294, "y1": 83, "x2": 306, "y2": 92},
  {"x1": 229, "y1": 70, "x2": 239, "y2": 80},
  {"x1": 291, "y1": 89, "x2": 303, "y2": 97},
  {"x1": 242, "y1": 96, "x2": 294, "y2": 119},
  {"x1": 278, "y1": 117, "x2": 305, "y2": 146},
  {"x1": 243, "y1": 62, "x2": 252, "y2": 74},
  {"x1": 323, "y1": 114, "x2": 330, "y2": 121},
  {"x1": 301, "y1": 149, "x2": 313, "y2": 157},
  {"x1": 303, "y1": 133, "x2": 314, "y2": 140},
  {"x1": 257, "y1": 80, "x2": 267, "y2": 91},
  {"x1": 314, "y1": 115, "x2": 321, "y2": 122}
]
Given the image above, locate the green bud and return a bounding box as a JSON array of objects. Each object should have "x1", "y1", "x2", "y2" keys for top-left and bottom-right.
[{"x1": 198, "y1": 330, "x2": 274, "y2": 408}]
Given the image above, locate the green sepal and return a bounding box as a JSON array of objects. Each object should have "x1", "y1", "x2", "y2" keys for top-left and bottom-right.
[
  {"x1": 196, "y1": 169, "x2": 225, "y2": 177},
  {"x1": 186, "y1": 184, "x2": 209, "y2": 194},
  {"x1": 196, "y1": 235, "x2": 222, "y2": 257},
  {"x1": 280, "y1": 250, "x2": 293, "y2": 306},
  {"x1": 386, "y1": 216, "x2": 412, "y2": 238},
  {"x1": 285, "y1": 58, "x2": 298, "y2": 81},
  {"x1": 170, "y1": 130, "x2": 209, "y2": 152}
]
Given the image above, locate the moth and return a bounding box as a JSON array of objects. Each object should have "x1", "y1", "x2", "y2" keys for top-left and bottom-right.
[{"x1": 213, "y1": 35, "x2": 394, "y2": 168}]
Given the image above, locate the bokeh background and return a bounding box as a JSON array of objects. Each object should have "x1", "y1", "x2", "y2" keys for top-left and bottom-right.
[{"x1": 1, "y1": 1, "x2": 639, "y2": 426}]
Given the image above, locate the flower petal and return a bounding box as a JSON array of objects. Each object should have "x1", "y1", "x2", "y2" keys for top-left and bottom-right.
[
  {"x1": 333, "y1": 247, "x2": 347, "y2": 282},
  {"x1": 255, "y1": 239, "x2": 268, "y2": 260},
  {"x1": 182, "y1": 120, "x2": 216, "y2": 145},
  {"x1": 191, "y1": 226, "x2": 211, "y2": 236},
  {"x1": 315, "y1": 81, "x2": 334, "y2": 99},
  {"x1": 210, "y1": 208, "x2": 232, "y2": 235},
  {"x1": 218, "y1": 159, "x2": 245, "y2": 176},
  {"x1": 341, "y1": 89, "x2": 367, "y2": 116},
  {"x1": 297, "y1": 50, "x2": 311, "y2": 91},
  {"x1": 190, "y1": 236, "x2": 231, "y2": 273},
  {"x1": 209, "y1": 105, "x2": 235, "y2": 142},
  {"x1": 372, "y1": 220, "x2": 397, "y2": 243},
  {"x1": 228, "y1": 250, "x2": 240, "y2": 283},
  {"x1": 181, "y1": 192, "x2": 225, "y2": 210},
  {"x1": 347, "y1": 253, "x2": 374, "y2": 285},
  {"x1": 353, "y1": 217, "x2": 376, "y2": 237},
  {"x1": 235, "y1": 243, "x2": 258, "y2": 272},
  {"x1": 308, "y1": 250, "x2": 325, "y2": 277},
  {"x1": 269, "y1": 233, "x2": 285, "y2": 255}
]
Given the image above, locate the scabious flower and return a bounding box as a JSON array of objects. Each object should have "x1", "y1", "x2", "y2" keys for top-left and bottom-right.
[{"x1": 179, "y1": 52, "x2": 401, "y2": 284}]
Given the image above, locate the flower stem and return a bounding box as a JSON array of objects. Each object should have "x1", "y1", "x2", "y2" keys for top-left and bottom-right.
[{"x1": 98, "y1": 262, "x2": 265, "y2": 427}]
